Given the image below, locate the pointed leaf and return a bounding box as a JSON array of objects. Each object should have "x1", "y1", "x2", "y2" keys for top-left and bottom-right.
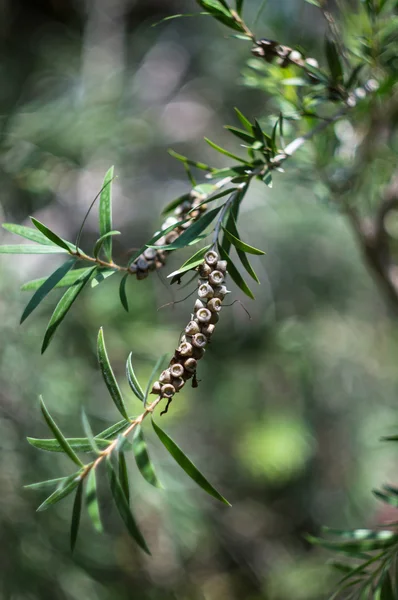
[
  {"x1": 161, "y1": 193, "x2": 192, "y2": 216},
  {"x1": 132, "y1": 426, "x2": 162, "y2": 488},
  {"x1": 70, "y1": 481, "x2": 83, "y2": 552},
  {"x1": 144, "y1": 355, "x2": 167, "y2": 405},
  {"x1": 21, "y1": 268, "x2": 93, "y2": 291},
  {"x1": 81, "y1": 409, "x2": 100, "y2": 454},
  {"x1": 37, "y1": 472, "x2": 82, "y2": 512},
  {"x1": 204, "y1": 138, "x2": 248, "y2": 163},
  {"x1": 106, "y1": 458, "x2": 151, "y2": 554},
  {"x1": 118, "y1": 451, "x2": 130, "y2": 502},
  {"x1": 218, "y1": 244, "x2": 255, "y2": 299},
  {"x1": 86, "y1": 469, "x2": 103, "y2": 533},
  {"x1": 168, "y1": 245, "x2": 212, "y2": 280},
  {"x1": 325, "y1": 37, "x2": 343, "y2": 82},
  {"x1": 30, "y1": 217, "x2": 72, "y2": 252},
  {"x1": 234, "y1": 108, "x2": 253, "y2": 133},
  {"x1": 97, "y1": 328, "x2": 129, "y2": 420},
  {"x1": 225, "y1": 126, "x2": 255, "y2": 144},
  {"x1": 151, "y1": 418, "x2": 230, "y2": 505},
  {"x1": 99, "y1": 166, "x2": 114, "y2": 261},
  {"x1": 25, "y1": 476, "x2": 69, "y2": 490},
  {"x1": 119, "y1": 274, "x2": 129, "y2": 312},
  {"x1": 20, "y1": 259, "x2": 77, "y2": 324},
  {"x1": 2, "y1": 223, "x2": 56, "y2": 245},
  {"x1": 127, "y1": 217, "x2": 188, "y2": 267},
  {"x1": 91, "y1": 268, "x2": 116, "y2": 288},
  {"x1": 223, "y1": 209, "x2": 260, "y2": 283},
  {"x1": 236, "y1": 0, "x2": 244, "y2": 15},
  {"x1": 126, "y1": 353, "x2": 145, "y2": 402},
  {"x1": 93, "y1": 230, "x2": 121, "y2": 258},
  {"x1": 40, "y1": 397, "x2": 83, "y2": 467},
  {"x1": 222, "y1": 227, "x2": 264, "y2": 255},
  {"x1": 0, "y1": 244, "x2": 69, "y2": 254},
  {"x1": 155, "y1": 205, "x2": 223, "y2": 251},
  {"x1": 41, "y1": 267, "x2": 95, "y2": 353},
  {"x1": 168, "y1": 149, "x2": 213, "y2": 172}
]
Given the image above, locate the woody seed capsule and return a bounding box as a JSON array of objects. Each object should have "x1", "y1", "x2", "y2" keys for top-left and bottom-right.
[
  {"x1": 208, "y1": 270, "x2": 224, "y2": 286},
  {"x1": 201, "y1": 324, "x2": 215, "y2": 338},
  {"x1": 207, "y1": 297, "x2": 222, "y2": 312},
  {"x1": 199, "y1": 263, "x2": 212, "y2": 278},
  {"x1": 192, "y1": 333, "x2": 207, "y2": 348},
  {"x1": 184, "y1": 358, "x2": 197, "y2": 372},
  {"x1": 136, "y1": 257, "x2": 149, "y2": 271},
  {"x1": 198, "y1": 283, "x2": 214, "y2": 299},
  {"x1": 172, "y1": 377, "x2": 185, "y2": 391},
  {"x1": 196, "y1": 308, "x2": 212, "y2": 323},
  {"x1": 144, "y1": 247, "x2": 157, "y2": 260},
  {"x1": 159, "y1": 369, "x2": 172, "y2": 383},
  {"x1": 185, "y1": 320, "x2": 200, "y2": 335},
  {"x1": 151, "y1": 381, "x2": 161, "y2": 394},
  {"x1": 170, "y1": 363, "x2": 184, "y2": 378},
  {"x1": 216, "y1": 260, "x2": 228, "y2": 272},
  {"x1": 213, "y1": 285, "x2": 229, "y2": 299},
  {"x1": 178, "y1": 341, "x2": 193, "y2": 357},
  {"x1": 161, "y1": 384, "x2": 175, "y2": 398},
  {"x1": 205, "y1": 250, "x2": 219, "y2": 267}
]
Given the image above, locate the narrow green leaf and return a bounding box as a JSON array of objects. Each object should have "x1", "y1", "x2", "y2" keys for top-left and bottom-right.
[
  {"x1": 127, "y1": 217, "x2": 187, "y2": 267},
  {"x1": 168, "y1": 149, "x2": 213, "y2": 172},
  {"x1": 155, "y1": 205, "x2": 223, "y2": 251},
  {"x1": 97, "y1": 328, "x2": 129, "y2": 420},
  {"x1": 40, "y1": 397, "x2": 83, "y2": 467},
  {"x1": 30, "y1": 217, "x2": 72, "y2": 252},
  {"x1": 70, "y1": 481, "x2": 83, "y2": 552},
  {"x1": 41, "y1": 267, "x2": 95, "y2": 353},
  {"x1": 20, "y1": 259, "x2": 77, "y2": 324},
  {"x1": 132, "y1": 426, "x2": 162, "y2": 488},
  {"x1": 222, "y1": 205, "x2": 260, "y2": 283},
  {"x1": 161, "y1": 193, "x2": 192, "y2": 216},
  {"x1": 168, "y1": 244, "x2": 212, "y2": 280},
  {"x1": 119, "y1": 274, "x2": 129, "y2": 313},
  {"x1": 118, "y1": 451, "x2": 130, "y2": 502},
  {"x1": 2, "y1": 223, "x2": 55, "y2": 245},
  {"x1": 308, "y1": 531, "x2": 398, "y2": 552},
  {"x1": 236, "y1": 0, "x2": 244, "y2": 15},
  {"x1": 25, "y1": 476, "x2": 69, "y2": 490},
  {"x1": 151, "y1": 418, "x2": 230, "y2": 505},
  {"x1": 37, "y1": 472, "x2": 82, "y2": 512},
  {"x1": 126, "y1": 353, "x2": 145, "y2": 402},
  {"x1": 86, "y1": 469, "x2": 103, "y2": 533},
  {"x1": 379, "y1": 571, "x2": 395, "y2": 600},
  {"x1": 204, "y1": 137, "x2": 248, "y2": 163},
  {"x1": 81, "y1": 409, "x2": 100, "y2": 454},
  {"x1": 93, "y1": 230, "x2": 120, "y2": 259},
  {"x1": 21, "y1": 268, "x2": 92, "y2": 291},
  {"x1": 325, "y1": 37, "x2": 343, "y2": 82},
  {"x1": 218, "y1": 244, "x2": 255, "y2": 299},
  {"x1": 106, "y1": 458, "x2": 151, "y2": 554},
  {"x1": 305, "y1": 0, "x2": 321, "y2": 6},
  {"x1": 262, "y1": 170, "x2": 273, "y2": 187},
  {"x1": 144, "y1": 355, "x2": 167, "y2": 405},
  {"x1": 91, "y1": 268, "x2": 116, "y2": 288},
  {"x1": 225, "y1": 126, "x2": 255, "y2": 144},
  {"x1": 152, "y1": 12, "x2": 210, "y2": 27},
  {"x1": 234, "y1": 108, "x2": 253, "y2": 133},
  {"x1": 222, "y1": 227, "x2": 265, "y2": 255},
  {"x1": 0, "y1": 245, "x2": 69, "y2": 254},
  {"x1": 197, "y1": 0, "x2": 243, "y2": 31},
  {"x1": 99, "y1": 166, "x2": 114, "y2": 261}
]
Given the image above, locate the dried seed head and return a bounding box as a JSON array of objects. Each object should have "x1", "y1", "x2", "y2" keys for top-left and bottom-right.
[
  {"x1": 213, "y1": 285, "x2": 229, "y2": 300},
  {"x1": 201, "y1": 324, "x2": 215, "y2": 338},
  {"x1": 170, "y1": 363, "x2": 184, "y2": 378},
  {"x1": 196, "y1": 308, "x2": 212, "y2": 323},
  {"x1": 144, "y1": 247, "x2": 157, "y2": 261},
  {"x1": 161, "y1": 384, "x2": 175, "y2": 398},
  {"x1": 136, "y1": 257, "x2": 149, "y2": 271},
  {"x1": 184, "y1": 358, "x2": 197, "y2": 373},
  {"x1": 178, "y1": 341, "x2": 193, "y2": 357},
  {"x1": 185, "y1": 320, "x2": 200, "y2": 335},
  {"x1": 208, "y1": 270, "x2": 224, "y2": 286},
  {"x1": 172, "y1": 377, "x2": 185, "y2": 391},
  {"x1": 198, "y1": 283, "x2": 214, "y2": 299},
  {"x1": 159, "y1": 369, "x2": 172, "y2": 383},
  {"x1": 205, "y1": 250, "x2": 219, "y2": 266},
  {"x1": 216, "y1": 260, "x2": 228, "y2": 272},
  {"x1": 151, "y1": 381, "x2": 161, "y2": 394},
  {"x1": 192, "y1": 333, "x2": 207, "y2": 348},
  {"x1": 207, "y1": 297, "x2": 222, "y2": 313},
  {"x1": 199, "y1": 263, "x2": 212, "y2": 278}
]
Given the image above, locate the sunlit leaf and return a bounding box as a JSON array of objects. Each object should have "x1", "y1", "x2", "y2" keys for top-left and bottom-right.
[
  {"x1": 218, "y1": 244, "x2": 255, "y2": 299},
  {"x1": 127, "y1": 217, "x2": 187, "y2": 267},
  {"x1": 21, "y1": 268, "x2": 92, "y2": 291},
  {"x1": 20, "y1": 259, "x2": 77, "y2": 324},
  {"x1": 2, "y1": 223, "x2": 55, "y2": 245},
  {"x1": 234, "y1": 108, "x2": 253, "y2": 133},
  {"x1": 204, "y1": 137, "x2": 248, "y2": 163},
  {"x1": 225, "y1": 126, "x2": 255, "y2": 144},
  {"x1": 152, "y1": 11, "x2": 209, "y2": 27},
  {"x1": 0, "y1": 245, "x2": 69, "y2": 254},
  {"x1": 222, "y1": 227, "x2": 264, "y2": 255},
  {"x1": 40, "y1": 397, "x2": 83, "y2": 467},
  {"x1": 97, "y1": 327, "x2": 129, "y2": 421},
  {"x1": 81, "y1": 409, "x2": 100, "y2": 454},
  {"x1": 132, "y1": 426, "x2": 162, "y2": 488},
  {"x1": 152, "y1": 418, "x2": 230, "y2": 505},
  {"x1": 25, "y1": 476, "x2": 69, "y2": 490},
  {"x1": 106, "y1": 458, "x2": 150, "y2": 554},
  {"x1": 168, "y1": 149, "x2": 213, "y2": 172},
  {"x1": 41, "y1": 267, "x2": 95, "y2": 353},
  {"x1": 126, "y1": 353, "x2": 145, "y2": 402},
  {"x1": 99, "y1": 166, "x2": 114, "y2": 261},
  {"x1": 70, "y1": 481, "x2": 83, "y2": 552},
  {"x1": 93, "y1": 230, "x2": 121, "y2": 259},
  {"x1": 91, "y1": 268, "x2": 116, "y2": 288},
  {"x1": 30, "y1": 217, "x2": 72, "y2": 252},
  {"x1": 197, "y1": 0, "x2": 243, "y2": 31},
  {"x1": 86, "y1": 469, "x2": 103, "y2": 533}
]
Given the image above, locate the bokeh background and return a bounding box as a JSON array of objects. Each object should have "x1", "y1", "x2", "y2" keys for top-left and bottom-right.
[{"x1": 1, "y1": 1, "x2": 398, "y2": 599}]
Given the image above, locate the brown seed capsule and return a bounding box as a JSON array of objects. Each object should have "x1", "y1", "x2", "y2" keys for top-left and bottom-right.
[
  {"x1": 216, "y1": 260, "x2": 228, "y2": 272},
  {"x1": 208, "y1": 270, "x2": 224, "y2": 286},
  {"x1": 129, "y1": 263, "x2": 138, "y2": 274},
  {"x1": 201, "y1": 324, "x2": 215, "y2": 338},
  {"x1": 161, "y1": 384, "x2": 175, "y2": 398},
  {"x1": 147, "y1": 260, "x2": 157, "y2": 271},
  {"x1": 185, "y1": 321, "x2": 200, "y2": 335},
  {"x1": 194, "y1": 299, "x2": 206, "y2": 312},
  {"x1": 136, "y1": 269, "x2": 149, "y2": 280},
  {"x1": 159, "y1": 369, "x2": 172, "y2": 383},
  {"x1": 151, "y1": 381, "x2": 161, "y2": 394},
  {"x1": 198, "y1": 283, "x2": 214, "y2": 299},
  {"x1": 144, "y1": 247, "x2": 157, "y2": 261},
  {"x1": 196, "y1": 308, "x2": 212, "y2": 323},
  {"x1": 199, "y1": 263, "x2": 212, "y2": 278},
  {"x1": 192, "y1": 333, "x2": 207, "y2": 348},
  {"x1": 172, "y1": 377, "x2": 185, "y2": 391},
  {"x1": 136, "y1": 256, "x2": 149, "y2": 271},
  {"x1": 213, "y1": 285, "x2": 229, "y2": 300},
  {"x1": 154, "y1": 236, "x2": 167, "y2": 247},
  {"x1": 165, "y1": 231, "x2": 179, "y2": 244},
  {"x1": 170, "y1": 363, "x2": 184, "y2": 378},
  {"x1": 209, "y1": 312, "x2": 220, "y2": 324},
  {"x1": 205, "y1": 250, "x2": 219, "y2": 267},
  {"x1": 207, "y1": 297, "x2": 222, "y2": 312},
  {"x1": 184, "y1": 358, "x2": 197, "y2": 373},
  {"x1": 178, "y1": 341, "x2": 193, "y2": 357},
  {"x1": 192, "y1": 346, "x2": 206, "y2": 359},
  {"x1": 162, "y1": 216, "x2": 178, "y2": 230}
]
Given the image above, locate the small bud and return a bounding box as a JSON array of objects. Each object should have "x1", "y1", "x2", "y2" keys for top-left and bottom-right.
[
  {"x1": 192, "y1": 333, "x2": 207, "y2": 348},
  {"x1": 184, "y1": 358, "x2": 197, "y2": 373},
  {"x1": 170, "y1": 363, "x2": 184, "y2": 378},
  {"x1": 198, "y1": 283, "x2": 214, "y2": 299},
  {"x1": 161, "y1": 384, "x2": 175, "y2": 398},
  {"x1": 185, "y1": 321, "x2": 200, "y2": 335},
  {"x1": 159, "y1": 369, "x2": 172, "y2": 383},
  {"x1": 207, "y1": 297, "x2": 222, "y2": 313},
  {"x1": 205, "y1": 250, "x2": 219, "y2": 267},
  {"x1": 196, "y1": 308, "x2": 212, "y2": 323},
  {"x1": 208, "y1": 270, "x2": 224, "y2": 286}
]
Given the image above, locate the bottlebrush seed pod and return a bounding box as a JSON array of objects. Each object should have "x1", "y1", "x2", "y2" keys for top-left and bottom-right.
[
  {"x1": 170, "y1": 363, "x2": 184, "y2": 378},
  {"x1": 159, "y1": 369, "x2": 172, "y2": 383},
  {"x1": 208, "y1": 270, "x2": 224, "y2": 286},
  {"x1": 205, "y1": 250, "x2": 219, "y2": 267},
  {"x1": 178, "y1": 341, "x2": 193, "y2": 357},
  {"x1": 192, "y1": 346, "x2": 205, "y2": 359},
  {"x1": 162, "y1": 216, "x2": 178, "y2": 230},
  {"x1": 154, "y1": 236, "x2": 167, "y2": 247},
  {"x1": 148, "y1": 260, "x2": 157, "y2": 271},
  {"x1": 196, "y1": 308, "x2": 212, "y2": 323},
  {"x1": 207, "y1": 297, "x2": 222, "y2": 313},
  {"x1": 165, "y1": 231, "x2": 179, "y2": 244},
  {"x1": 184, "y1": 358, "x2": 197, "y2": 373},
  {"x1": 129, "y1": 263, "x2": 138, "y2": 274},
  {"x1": 194, "y1": 299, "x2": 205, "y2": 312},
  {"x1": 289, "y1": 50, "x2": 302, "y2": 63},
  {"x1": 216, "y1": 260, "x2": 227, "y2": 272},
  {"x1": 192, "y1": 333, "x2": 207, "y2": 348},
  {"x1": 161, "y1": 384, "x2": 175, "y2": 398},
  {"x1": 199, "y1": 263, "x2": 212, "y2": 278},
  {"x1": 151, "y1": 381, "x2": 161, "y2": 394},
  {"x1": 185, "y1": 321, "x2": 200, "y2": 335},
  {"x1": 136, "y1": 270, "x2": 149, "y2": 280},
  {"x1": 198, "y1": 283, "x2": 214, "y2": 299},
  {"x1": 201, "y1": 324, "x2": 215, "y2": 338},
  {"x1": 172, "y1": 377, "x2": 185, "y2": 391},
  {"x1": 213, "y1": 285, "x2": 229, "y2": 300},
  {"x1": 144, "y1": 247, "x2": 157, "y2": 260},
  {"x1": 136, "y1": 257, "x2": 149, "y2": 271}
]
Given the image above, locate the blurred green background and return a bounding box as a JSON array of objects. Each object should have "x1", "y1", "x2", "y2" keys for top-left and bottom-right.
[{"x1": 1, "y1": 1, "x2": 398, "y2": 599}]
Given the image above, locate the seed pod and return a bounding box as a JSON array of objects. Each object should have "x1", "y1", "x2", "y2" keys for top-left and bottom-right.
[
  {"x1": 165, "y1": 231, "x2": 179, "y2": 244},
  {"x1": 196, "y1": 308, "x2": 212, "y2": 323},
  {"x1": 144, "y1": 247, "x2": 157, "y2": 261},
  {"x1": 198, "y1": 283, "x2": 214, "y2": 299},
  {"x1": 184, "y1": 358, "x2": 197, "y2": 373},
  {"x1": 151, "y1": 381, "x2": 161, "y2": 394},
  {"x1": 213, "y1": 285, "x2": 229, "y2": 300},
  {"x1": 199, "y1": 263, "x2": 212, "y2": 278},
  {"x1": 205, "y1": 250, "x2": 219, "y2": 267},
  {"x1": 289, "y1": 50, "x2": 302, "y2": 63},
  {"x1": 185, "y1": 320, "x2": 200, "y2": 335},
  {"x1": 194, "y1": 299, "x2": 206, "y2": 312},
  {"x1": 159, "y1": 369, "x2": 172, "y2": 383},
  {"x1": 162, "y1": 216, "x2": 178, "y2": 230},
  {"x1": 161, "y1": 384, "x2": 175, "y2": 398},
  {"x1": 136, "y1": 270, "x2": 149, "y2": 280},
  {"x1": 170, "y1": 363, "x2": 184, "y2": 378},
  {"x1": 136, "y1": 256, "x2": 149, "y2": 271},
  {"x1": 154, "y1": 236, "x2": 167, "y2": 247},
  {"x1": 192, "y1": 346, "x2": 205, "y2": 359},
  {"x1": 209, "y1": 312, "x2": 220, "y2": 325},
  {"x1": 216, "y1": 260, "x2": 227, "y2": 273},
  {"x1": 201, "y1": 324, "x2": 215, "y2": 338},
  {"x1": 178, "y1": 341, "x2": 193, "y2": 357},
  {"x1": 172, "y1": 377, "x2": 185, "y2": 391},
  {"x1": 129, "y1": 263, "x2": 138, "y2": 274},
  {"x1": 207, "y1": 297, "x2": 222, "y2": 313},
  {"x1": 148, "y1": 260, "x2": 157, "y2": 271},
  {"x1": 208, "y1": 270, "x2": 224, "y2": 286},
  {"x1": 192, "y1": 333, "x2": 207, "y2": 348}
]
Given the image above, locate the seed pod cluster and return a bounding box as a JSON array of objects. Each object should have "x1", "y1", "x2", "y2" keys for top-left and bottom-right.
[
  {"x1": 128, "y1": 191, "x2": 207, "y2": 280},
  {"x1": 252, "y1": 39, "x2": 320, "y2": 79},
  {"x1": 151, "y1": 250, "x2": 229, "y2": 413}
]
